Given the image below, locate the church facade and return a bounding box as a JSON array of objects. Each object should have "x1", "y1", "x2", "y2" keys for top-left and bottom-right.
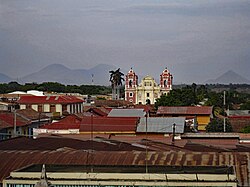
[{"x1": 125, "y1": 67, "x2": 173, "y2": 105}]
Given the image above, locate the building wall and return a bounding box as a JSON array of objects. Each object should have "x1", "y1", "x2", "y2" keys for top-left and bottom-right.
[
  {"x1": 3, "y1": 172, "x2": 237, "y2": 187},
  {"x1": 197, "y1": 115, "x2": 211, "y2": 131}
]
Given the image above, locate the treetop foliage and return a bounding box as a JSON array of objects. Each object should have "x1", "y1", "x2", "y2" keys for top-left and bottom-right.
[{"x1": 0, "y1": 82, "x2": 111, "y2": 95}]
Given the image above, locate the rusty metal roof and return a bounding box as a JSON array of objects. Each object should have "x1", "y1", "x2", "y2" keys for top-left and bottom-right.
[
  {"x1": 0, "y1": 150, "x2": 249, "y2": 186},
  {"x1": 0, "y1": 136, "x2": 146, "y2": 152},
  {"x1": 79, "y1": 116, "x2": 139, "y2": 132},
  {"x1": 157, "y1": 106, "x2": 213, "y2": 115}
]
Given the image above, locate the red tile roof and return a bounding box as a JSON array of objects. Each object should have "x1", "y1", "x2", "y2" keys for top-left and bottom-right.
[
  {"x1": 86, "y1": 107, "x2": 110, "y2": 116},
  {"x1": 80, "y1": 116, "x2": 139, "y2": 132},
  {"x1": 41, "y1": 115, "x2": 81, "y2": 130},
  {"x1": 0, "y1": 113, "x2": 30, "y2": 128},
  {"x1": 16, "y1": 109, "x2": 49, "y2": 120},
  {"x1": 18, "y1": 95, "x2": 83, "y2": 104},
  {"x1": 157, "y1": 106, "x2": 213, "y2": 115}
]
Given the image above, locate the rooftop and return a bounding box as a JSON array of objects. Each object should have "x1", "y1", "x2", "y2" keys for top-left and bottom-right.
[
  {"x1": 108, "y1": 108, "x2": 146, "y2": 117},
  {"x1": 18, "y1": 95, "x2": 83, "y2": 104},
  {"x1": 137, "y1": 117, "x2": 185, "y2": 134},
  {"x1": 18, "y1": 164, "x2": 234, "y2": 174},
  {"x1": 157, "y1": 106, "x2": 213, "y2": 115}
]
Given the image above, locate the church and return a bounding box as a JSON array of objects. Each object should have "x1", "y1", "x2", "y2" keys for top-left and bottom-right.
[{"x1": 125, "y1": 67, "x2": 173, "y2": 105}]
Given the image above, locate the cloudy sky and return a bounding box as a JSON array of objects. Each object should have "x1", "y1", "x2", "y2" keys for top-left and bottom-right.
[{"x1": 0, "y1": 0, "x2": 250, "y2": 84}]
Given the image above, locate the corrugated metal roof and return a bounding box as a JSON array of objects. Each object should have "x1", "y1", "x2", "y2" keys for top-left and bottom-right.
[
  {"x1": 18, "y1": 95, "x2": 83, "y2": 104},
  {"x1": 137, "y1": 117, "x2": 185, "y2": 133},
  {"x1": 108, "y1": 108, "x2": 146, "y2": 117},
  {"x1": 0, "y1": 136, "x2": 146, "y2": 151},
  {"x1": 157, "y1": 106, "x2": 213, "y2": 115},
  {"x1": 229, "y1": 110, "x2": 250, "y2": 116},
  {"x1": 0, "y1": 150, "x2": 249, "y2": 186},
  {"x1": 80, "y1": 116, "x2": 139, "y2": 132}
]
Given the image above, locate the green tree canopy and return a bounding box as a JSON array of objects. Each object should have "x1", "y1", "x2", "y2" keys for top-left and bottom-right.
[{"x1": 206, "y1": 118, "x2": 233, "y2": 132}]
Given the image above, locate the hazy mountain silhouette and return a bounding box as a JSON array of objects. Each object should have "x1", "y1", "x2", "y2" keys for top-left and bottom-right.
[
  {"x1": 19, "y1": 64, "x2": 117, "y2": 85},
  {"x1": 0, "y1": 73, "x2": 12, "y2": 83},
  {"x1": 205, "y1": 70, "x2": 250, "y2": 84}
]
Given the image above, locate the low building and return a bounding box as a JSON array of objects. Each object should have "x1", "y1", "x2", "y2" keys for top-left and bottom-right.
[
  {"x1": 80, "y1": 116, "x2": 139, "y2": 134},
  {"x1": 0, "y1": 109, "x2": 50, "y2": 140},
  {"x1": 136, "y1": 117, "x2": 185, "y2": 135},
  {"x1": 157, "y1": 106, "x2": 213, "y2": 131},
  {"x1": 33, "y1": 115, "x2": 81, "y2": 137},
  {"x1": 18, "y1": 95, "x2": 84, "y2": 116},
  {"x1": 3, "y1": 164, "x2": 237, "y2": 187}
]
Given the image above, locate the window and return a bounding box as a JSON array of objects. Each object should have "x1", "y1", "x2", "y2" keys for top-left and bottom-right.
[
  {"x1": 129, "y1": 80, "x2": 133, "y2": 87},
  {"x1": 129, "y1": 92, "x2": 133, "y2": 97},
  {"x1": 146, "y1": 93, "x2": 150, "y2": 97}
]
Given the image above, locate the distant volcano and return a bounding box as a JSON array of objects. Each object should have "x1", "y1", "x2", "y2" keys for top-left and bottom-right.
[
  {"x1": 205, "y1": 70, "x2": 250, "y2": 84},
  {"x1": 0, "y1": 73, "x2": 12, "y2": 83}
]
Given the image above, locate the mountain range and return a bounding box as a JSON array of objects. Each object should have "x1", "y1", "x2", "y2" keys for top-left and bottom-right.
[
  {"x1": 0, "y1": 64, "x2": 117, "y2": 85},
  {"x1": 0, "y1": 64, "x2": 249, "y2": 85},
  {"x1": 205, "y1": 70, "x2": 250, "y2": 84},
  {"x1": 0, "y1": 73, "x2": 11, "y2": 83}
]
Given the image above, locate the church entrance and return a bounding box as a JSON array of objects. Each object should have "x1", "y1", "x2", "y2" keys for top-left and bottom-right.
[{"x1": 146, "y1": 99, "x2": 151, "y2": 105}]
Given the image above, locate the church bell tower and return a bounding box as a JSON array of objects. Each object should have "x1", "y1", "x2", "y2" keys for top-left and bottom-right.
[
  {"x1": 160, "y1": 67, "x2": 173, "y2": 95},
  {"x1": 125, "y1": 68, "x2": 138, "y2": 103}
]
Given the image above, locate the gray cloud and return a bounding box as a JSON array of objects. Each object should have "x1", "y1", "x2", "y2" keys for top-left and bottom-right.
[{"x1": 0, "y1": 0, "x2": 250, "y2": 83}]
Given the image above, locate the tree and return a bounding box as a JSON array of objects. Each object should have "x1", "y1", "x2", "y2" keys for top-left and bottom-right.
[
  {"x1": 206, "y1": 118, "x2": 233, "y2": 132},
  {"x1": 109, "y1": 68, "x2": 124, "y2": 100},
  {"x1": 240, "y1": 126, "x2": 250, "y2": 133},
  {"x1": 240, "y1": 101, "x2": 250, "y2": 110}
]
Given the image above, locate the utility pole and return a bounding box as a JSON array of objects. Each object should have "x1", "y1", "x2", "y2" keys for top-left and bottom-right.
[
  {"x1": 223, "y1": 91, "x2": 226, "y2": 132},
  {"x1": 13, "y1": 109, "x2": 17, "y2": 138},
  {"x1": 145, "y1": 111, "x2": 148, "y2": 174},
  {"x1": 172, "y1": 123, "x2": 176, "y2": 144}
]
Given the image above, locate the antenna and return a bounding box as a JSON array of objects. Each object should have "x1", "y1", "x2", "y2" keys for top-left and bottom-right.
[
  {"x1": 91, "y1": 74, "x2": 94, "y2": 85},
  {"x1": 145, "y1": 111, "x2": 148, "y2": 173}
]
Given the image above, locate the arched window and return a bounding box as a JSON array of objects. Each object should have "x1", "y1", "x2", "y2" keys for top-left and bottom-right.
[{"x1": 129, "y1": 80, "x2": 132, "y2": 87}]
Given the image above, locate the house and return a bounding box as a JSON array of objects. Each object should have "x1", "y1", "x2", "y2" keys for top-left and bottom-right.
[
  {"x1": 0, "y1": 101, "x2": 17, "y2": 111},
  {"x1": 156, "y1": 106, "x2": 213, "y2": 131},
  {"x1": 136, "y1": 117, "x2": 186, "y2": 135},
  {"x1": 3, "y1": 164, "x2": 237, "y2": 187},
  {"x1": 33, "y1": 115, "x2": 81, "y2": 136},
  {"x1": 0, "y1": 109, "x2": 50, "y2": 140},
  {"x1": 80, "y1": 116, "x2": 139, "y2": 134},
  {"x1": 18, "y1": 95, "x2": 84, "y2": 116}
]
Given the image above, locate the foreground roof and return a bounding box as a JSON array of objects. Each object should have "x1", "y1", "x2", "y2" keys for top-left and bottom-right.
[
  {"x1": 0, "y1": 150, "x2": 249, "y2": 186},
  {"x1": 157, "y1": 106, "x2": 213, "y2": 115}
]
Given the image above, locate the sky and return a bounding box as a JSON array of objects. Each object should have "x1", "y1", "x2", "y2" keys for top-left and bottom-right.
[{"x1": 0, "y1": 0, "x2": 250, "y2": 84}]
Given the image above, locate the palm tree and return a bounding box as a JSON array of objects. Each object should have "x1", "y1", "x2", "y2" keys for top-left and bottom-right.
[{"x1": 109, "y1": 68, "x2": 124, "y2": 100}]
